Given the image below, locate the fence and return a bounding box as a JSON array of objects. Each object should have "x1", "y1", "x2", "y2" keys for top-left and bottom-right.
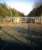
[{"x1": 0, "y1": 17, "x2": 42, "y2": 24}]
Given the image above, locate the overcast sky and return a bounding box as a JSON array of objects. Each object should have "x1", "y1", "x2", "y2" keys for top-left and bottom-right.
[{"x1": 0, "y1": 0, "x2": 42, "y2": 15}]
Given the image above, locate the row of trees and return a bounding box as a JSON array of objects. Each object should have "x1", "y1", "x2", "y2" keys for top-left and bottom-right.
[
  {"x1": 27, "y1": 4, "x2": 42, "y2": 17},
  {"x1": 0, "y1": 2, "x2": 42, "y2": 17},
  {"x1": 0, "y1": 3, "x2": 25, "y2": 17}
]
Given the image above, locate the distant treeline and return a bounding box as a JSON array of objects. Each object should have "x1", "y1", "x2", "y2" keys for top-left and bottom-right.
[
  {"x1": 27, "y1": 5, "x2": 42, "y2": 17},
  {"x1": 0, "y1": 3, "x2": 42, "y2": 18},
  {"x1": 0, "y1": 3, "x2": 25, "y2": 17}
]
